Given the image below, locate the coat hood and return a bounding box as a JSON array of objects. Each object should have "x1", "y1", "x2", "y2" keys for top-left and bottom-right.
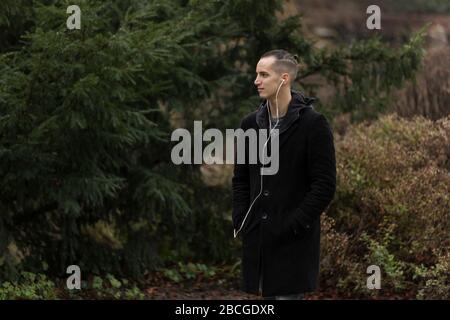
[{"x1": 255, "y1": 90, "x2": 316, "y2": 135}]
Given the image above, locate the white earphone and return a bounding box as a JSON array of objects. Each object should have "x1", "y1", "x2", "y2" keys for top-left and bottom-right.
[{"x1": 234, "y1": 78, "x2": 285, "y2": 238}]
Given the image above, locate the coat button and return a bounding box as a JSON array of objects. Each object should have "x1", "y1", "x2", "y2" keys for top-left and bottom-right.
[
  {"x1": 262, "y1": 212, "x2": 268, "y2": 220},
  {"x1": 263, "y1": 190, "x2": 270, "y2": 197}
]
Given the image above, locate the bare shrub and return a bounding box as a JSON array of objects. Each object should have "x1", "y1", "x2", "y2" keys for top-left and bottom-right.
[{"x1": 322, "y1": 113, "x2": 449, "y2": 298}]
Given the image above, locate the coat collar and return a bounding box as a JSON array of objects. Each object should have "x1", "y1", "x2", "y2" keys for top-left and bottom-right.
[{"x1": 255, "y1": 90, "x2": 315, "y2": 136}]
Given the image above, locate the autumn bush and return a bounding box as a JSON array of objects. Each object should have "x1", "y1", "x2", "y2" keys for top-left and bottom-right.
[
  {"x1": 393, "y1": 46, "x2": 450, "y2": 121},
  {"x1": 320, "y1": 113, "x2": 450, "y2": 299}
]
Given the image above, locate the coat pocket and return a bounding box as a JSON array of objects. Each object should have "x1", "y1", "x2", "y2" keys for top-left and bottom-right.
[{"x1": 266, "y1": 217, "x2": 299, "y2": 245}]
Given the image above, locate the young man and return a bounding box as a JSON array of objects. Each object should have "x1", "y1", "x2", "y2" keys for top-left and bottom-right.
[{"x1": 232, "y1": 50, "x2": 336, "y2": 300}]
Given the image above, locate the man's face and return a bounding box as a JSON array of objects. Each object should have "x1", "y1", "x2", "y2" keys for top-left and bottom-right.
[{"x1": 254, "y1": 56, "x2": 284, "y2": 99}]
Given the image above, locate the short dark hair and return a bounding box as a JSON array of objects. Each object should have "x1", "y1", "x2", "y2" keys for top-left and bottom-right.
[{"x1": 260, "y1": 49, "x2": 299, "y2": 83}]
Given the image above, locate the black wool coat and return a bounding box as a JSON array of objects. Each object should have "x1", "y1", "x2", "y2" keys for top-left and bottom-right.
[{"x1": 232, "y1": 90, "x2": 336, "y2": 297}]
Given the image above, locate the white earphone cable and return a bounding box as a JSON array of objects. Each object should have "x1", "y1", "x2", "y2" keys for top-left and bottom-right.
[{"x1": 234, "y1": 80, "x2": 284, "y2": 238}]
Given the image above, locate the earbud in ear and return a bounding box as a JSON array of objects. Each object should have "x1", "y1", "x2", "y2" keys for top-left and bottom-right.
[{"x1": 281, "y1": 79, "x2": 285, "y2": 83}]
